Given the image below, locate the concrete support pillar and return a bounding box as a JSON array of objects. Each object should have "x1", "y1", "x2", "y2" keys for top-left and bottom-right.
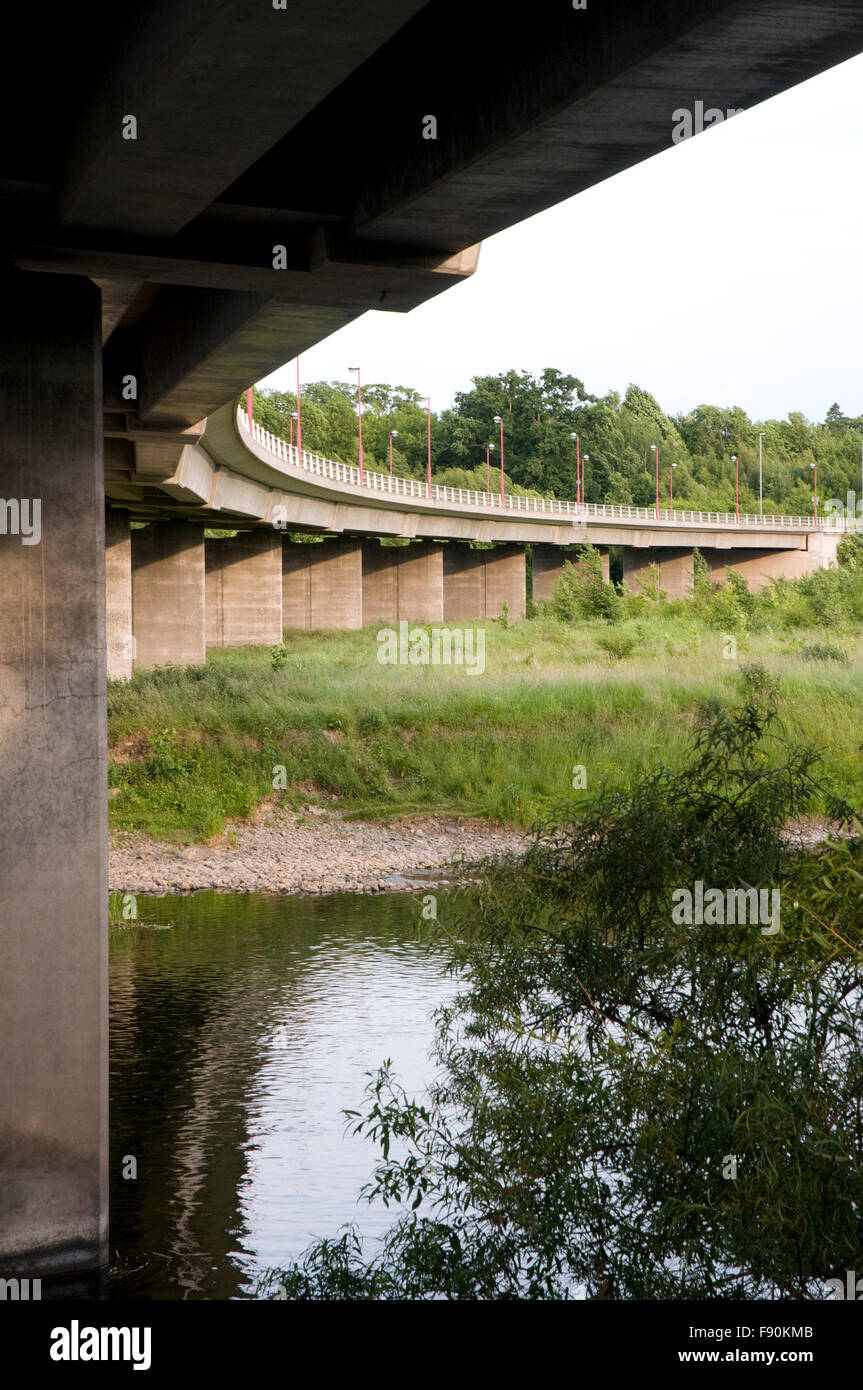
[
  {"x1": 0, "y1": 271, "x2": 107, "y2": 1279},
  {"x1": 205, "y1": 530, "x2": 283, "y2": 647},
  {"x1": 132, "y1": 521, "x2": 206, "y2": 669},
  {"x1": 703, "y1": 536, "x2": 840, "y2": 592},
  {"x1": 106, "y1": 508, "x2": 133, "y2": 679},
  {"x1": 532, "y1": 545, "x2": 609, "y2": 601},
  {"x1": 623, "y1": 546, "x2": 694, "y2": 600},
  {"x1": 282, "y1": 538, "x2": 363, "y2": 629},
  {"x1": 362, "y1": 541, "x2": 444, "y2": 624},
  {"x1": 443, "y1": 544, "x2": 526, "y2": 620}
]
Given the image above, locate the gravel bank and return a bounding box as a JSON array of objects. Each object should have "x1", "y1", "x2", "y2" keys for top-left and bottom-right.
[{"x1": 109, "y1": 805, "x2": 530, "y2": 897}]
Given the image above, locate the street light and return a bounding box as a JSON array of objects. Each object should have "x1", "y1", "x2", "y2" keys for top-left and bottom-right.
[
  {"x1": 732, "y1": 456, "x2": 739, "y2": 521},
  {"x1": 245, "y1": 387, "x2": 253, "y2": 433},
  {"x1": 348, "y1": 367, "x2": 363, "y2": 482},
  {"x1": 651, "y1": 445, "x2": 659, "y2": 519},
  {"x1": 426, "y1": 397, "x2": 432, "y2": 498},
  {"x1": 757, "y1": 432, "x2": 765, "y2": 516},
  {"x1": 389, "y1": 429, "x2": 398, "y2": 476},
  {"x1": 670, "y1": 460, "x2": 677, "y2": 512},
  {"x1": 810, "y1": 461, "x2": 817, "y2": 521},
  {"x1": 295, "y1": 357, "x2": 302, "y2": 458},
  {"x1": 570, "y1": 432, "x2": 580, "y2": 512},
  {"x1": 493, "y1": 414, "x2": 504, "y2": 504}
]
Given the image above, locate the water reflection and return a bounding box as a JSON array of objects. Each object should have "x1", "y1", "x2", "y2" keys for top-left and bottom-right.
[{"x1": 109, "y1": 891, "x2": 453, "y2": 1300}]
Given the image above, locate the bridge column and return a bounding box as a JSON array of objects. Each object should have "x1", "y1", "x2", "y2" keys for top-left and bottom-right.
[
  {"x1": 0, "y1": 271, "x2": 107, "y2": 1281},
  {"x1": 132, "y1": 521, "x2": 206, "y2": 669},
  {"x1": 443, "y1": 544, "x2": 526, "y2": 619},
  {"x1": 363, "y1": 541, "x2": 444, "y2": 624},
  {"x1": 532, "y1": 544, "x2": 609, "y2": 601},
  {"x1": 623, "y1": 546, "x2": 694, "y2": 600},
  {"x1": 206, "y1": 530, "x2": 283, "y2": 647},
  {"x1": 106, "y1": 508, "x2": 134, "y2": 679},
  {"x1": 282, "y1": 538, "x2": 363, "y2": 629}
]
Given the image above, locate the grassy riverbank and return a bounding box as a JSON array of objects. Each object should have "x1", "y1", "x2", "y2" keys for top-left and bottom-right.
[{"x1": 108, "y1": 611, "x2": 863, "y2": 842}]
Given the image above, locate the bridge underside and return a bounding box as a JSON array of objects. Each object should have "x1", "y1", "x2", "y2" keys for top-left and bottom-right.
[{"x1": 2, "y1": 0, "x2": 863, "y2": 1281}]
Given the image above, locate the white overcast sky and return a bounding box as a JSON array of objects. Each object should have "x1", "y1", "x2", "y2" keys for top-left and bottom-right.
[{"x1": 259, "y1": 52, "x2": 863, "y2": 424}]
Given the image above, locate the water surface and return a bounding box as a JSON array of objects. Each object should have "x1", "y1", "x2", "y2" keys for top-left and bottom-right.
[{"x1": 109, "y1": 891, "x2": 452, "y2": 1299}]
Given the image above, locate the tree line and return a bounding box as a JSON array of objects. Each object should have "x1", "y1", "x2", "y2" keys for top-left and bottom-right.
[{"x1": 252, "y1": 370, "x2": 863, "y2": 517}]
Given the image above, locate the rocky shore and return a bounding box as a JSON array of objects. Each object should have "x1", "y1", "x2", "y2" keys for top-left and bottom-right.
[{"x1": 109, "y1": 804, "x2": 530, "y2": 897}]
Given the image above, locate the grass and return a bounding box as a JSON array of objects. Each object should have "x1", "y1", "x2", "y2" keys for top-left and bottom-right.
[{"x1": 107, "y1": 612, "x2": 863, "y2": 843}]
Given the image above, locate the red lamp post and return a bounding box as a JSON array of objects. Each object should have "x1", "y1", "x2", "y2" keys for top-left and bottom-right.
[
  {"x1": 389, "y1": 429, "x2": 398, "y2": 476},
  {"x1": 349, "y1": 367, "x2": 363, "y2": 482},
  {"x1": 246, "y1": 387, "x2": 253, "y2": 432},
  {"x1": 651, "y1": 445, "x2": 659, "y2": 519},
  {"x1": 426, "y1": 397, "x2": 432, "y2": 498},
  {"x1": 493, "y1": 414, "x2": 504, "y2": 504},
  {"x1": 295, "y1": 356, "x2": 302, "y2": 458}
]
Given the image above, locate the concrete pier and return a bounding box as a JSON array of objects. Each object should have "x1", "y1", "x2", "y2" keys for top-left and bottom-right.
[
  {"x1": 282, "y1": 538, "x2": 363, "y2": 629},
  {"x1": 443, "y1": 544, "x2": 526, "y2": 620},
  {"x1": 623, "y1": 546, "x2": 694, "y2": 601},
  {"x1": 132, "y1": 521, "x2": 206, "y2": 669},
  {"x1": 362, "y1": 541, "x2": 444, "y2": 624},
  {"x1": 106, "y1": 508, "x2": 134, "y2": 679},
  {"x1": 0, "y1": 271, "x2": 108, "y2": 1278},
  {"x1": 206, "y1": 530, "x2": 283, "y2": 647}
]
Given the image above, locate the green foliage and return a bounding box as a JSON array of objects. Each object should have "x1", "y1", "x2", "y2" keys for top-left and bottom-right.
[
  {"x1": 625, "y1": 560, "x2": 667, "y2": 605},
  {"x1": 551, "y1": 545, "x2": 622, "y2": 623},
  {"x1": 265, "y1": 674, "x2": 863, "y2": 1299},
  {"x1": 800, "y1": 643, "x2": 849, "y2": 665},
  {"x1": 594, "y1": 628, "x2": 639, "y2": 661},
  {"x1": 838, "y1": 533, "x2": 863, "y2": 570},
  {"x1": 252, "y1": 373, "x2": 863, "y2": 518}
]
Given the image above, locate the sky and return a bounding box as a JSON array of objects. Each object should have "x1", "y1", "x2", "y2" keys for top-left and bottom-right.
[{"x1": 259, "y1": 52, "x2": 863, "y2": 425}]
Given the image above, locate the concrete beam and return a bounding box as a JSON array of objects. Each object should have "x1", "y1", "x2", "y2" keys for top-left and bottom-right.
[
  {"x1": 0, "y1": 271, "x2": 107, "y2": 1279},
  {"x1": 282, "y1": 539, "x2": 363, "y2": 630},
  {"x1": 131, "y1": 521, "x2": 206, "y2": 668},
  {"x1": 54, "y1": 0, "x2": 427, "y2": 239},
  {"x1": 362, "y1": 541, "x2": 444, "y2": 624},
  {"x1": 443, "y1": 545, "x2": 526, "y2": 620},
  {"x1": 106, "y1": 508, "x2": 134, "y2": 679},
  {"x1": 205, "y1": 531, "x2": 283, "y2": 647},
  {"x1": 624, "y1": 546, "x2": 694, "y2": 601}
]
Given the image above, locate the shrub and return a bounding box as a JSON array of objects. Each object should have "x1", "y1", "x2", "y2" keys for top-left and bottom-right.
[{"x1": 551, "y1": 544, "x2": 622, "y2": 623}]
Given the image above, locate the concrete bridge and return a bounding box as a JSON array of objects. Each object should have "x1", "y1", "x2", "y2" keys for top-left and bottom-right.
[
  {"x1": 3, "y1": 0, "x2": 863, "y2": 1285},
  {"x1": 107, "y1": 398, "x2": 844, "y2": 675}
]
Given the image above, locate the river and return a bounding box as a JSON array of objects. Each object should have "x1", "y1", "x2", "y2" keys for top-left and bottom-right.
[{"x1": 109, "y1": 890, "x2": 454, "y2": 1299}]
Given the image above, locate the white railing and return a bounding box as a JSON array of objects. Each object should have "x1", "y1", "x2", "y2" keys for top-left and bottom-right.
[{"x1": 237, "y1": 407, "x2": 845, "y2": 532}]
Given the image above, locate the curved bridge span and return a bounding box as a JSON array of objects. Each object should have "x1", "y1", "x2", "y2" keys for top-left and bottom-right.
[
  {"x1": 104, "y1": 399, "x2": 846, "y2": 677},
  {"x1": 156, "y1": 399, "x2": 843, "y2": 549}
]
